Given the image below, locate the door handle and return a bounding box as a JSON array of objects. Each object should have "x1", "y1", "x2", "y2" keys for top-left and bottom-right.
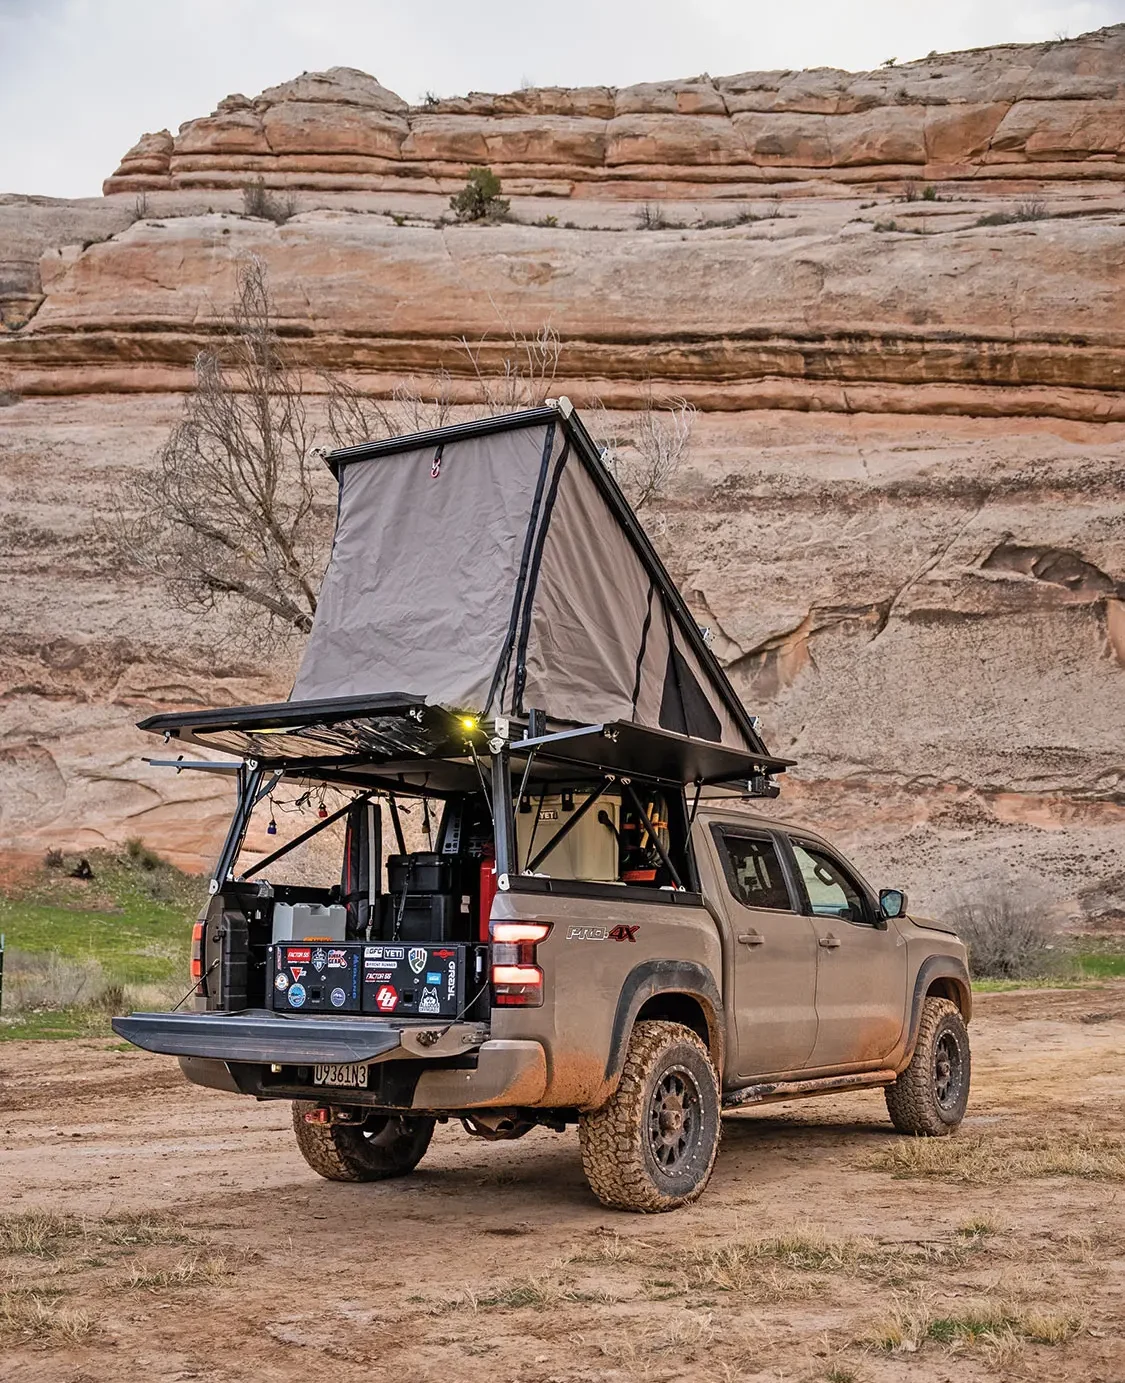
[
  {"x1": 738, "y1": 931, "x2": 765, "y2": 946},
  {"x1": 818, "y1": 933, "x2": 841, "y2": 949}
]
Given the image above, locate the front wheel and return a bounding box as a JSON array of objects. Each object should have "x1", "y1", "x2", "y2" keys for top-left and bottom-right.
[
  {"x1": 292, "y1": 1104, "x2": 435, "y2": 1181},
  {"x1": 885, "y1": 996, "x2": 971, "y2": 1137},
  {"x1": 579, "y1": 1020, "x2": 721, "y2": 1213}
]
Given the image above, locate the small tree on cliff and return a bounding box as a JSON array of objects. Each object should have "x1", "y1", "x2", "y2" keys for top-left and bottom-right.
[
  {"x1": 450, "y1": 167, "x2": 510, "y2": 222},
  {"x1": 104, "y1": 257, "x2": 328, "y2": 646}
]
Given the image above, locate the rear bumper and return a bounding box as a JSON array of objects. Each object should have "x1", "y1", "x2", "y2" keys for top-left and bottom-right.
[
  {"x1": 412, "y1": 1040, "x2": 547, "y2": 1109},
  {"x1": 112, "y1": 1010, "x2": 485, "y2": 1065}
]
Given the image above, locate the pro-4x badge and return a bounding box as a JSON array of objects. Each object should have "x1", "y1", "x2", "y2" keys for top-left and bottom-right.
[{"x1": 408, "y1": 947, "x2": 427, "y2": 975}]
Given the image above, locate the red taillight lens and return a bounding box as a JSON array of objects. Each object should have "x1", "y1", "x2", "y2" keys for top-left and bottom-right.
[
  {"x1": 491, "y1": 965, "x2": 543, "y2": 986},
  {"x1": 190, "y1": 921, "x2": 205, "y2": 983},
  {"x1": 491, "y1": 923, "x2": 551, "y2": 944},
  {"x1": 490, "y1": 922, "x2": 551, "y2": 1007}
]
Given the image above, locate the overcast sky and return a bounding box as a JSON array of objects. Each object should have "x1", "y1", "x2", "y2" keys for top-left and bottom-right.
[{"x1": 2, "y1": 0, "x2": 1122, "y2": 198}]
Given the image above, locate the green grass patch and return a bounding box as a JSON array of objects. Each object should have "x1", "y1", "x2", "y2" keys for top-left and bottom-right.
[
  {"x1": 0, "y1": 847, "x2": 203, "y2": 1039},
  {"x1": 1075, "y1": 950, "x2": 1125, "y2": 979}
]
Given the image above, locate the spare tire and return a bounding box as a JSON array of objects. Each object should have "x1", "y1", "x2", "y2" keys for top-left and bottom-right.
[{"x1": 292, "y1": 1104, "x2": 435, "y2": 1182}]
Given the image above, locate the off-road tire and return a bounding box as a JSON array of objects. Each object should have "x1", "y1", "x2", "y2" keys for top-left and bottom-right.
[
  {"x1": 292, "y1": 1104, "x2": 435, "y2": 1182},
  {"x1": 885, "y1": 996, "x2": 971, "y2": 1137},
  {"x1": 578, "y1": 1020, "x2": 721, "y2": 1213}
]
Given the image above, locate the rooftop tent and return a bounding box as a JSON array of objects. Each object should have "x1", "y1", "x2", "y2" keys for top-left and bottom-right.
[{"x1": 291, "y1": 402, "x2": 767, "y2": 759}]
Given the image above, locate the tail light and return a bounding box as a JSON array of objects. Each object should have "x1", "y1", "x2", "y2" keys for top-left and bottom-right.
[
  {"x1": 190, "y1": 921, "x2": 205, "y2": 985},
  {"x1": 490, "y1": 922, "x2": 551, "y2": 1007}
]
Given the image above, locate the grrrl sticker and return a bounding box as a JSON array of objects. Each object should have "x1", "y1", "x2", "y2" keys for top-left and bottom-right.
[{"x1": 327, "y1": 949, "x2": 348, "y2": 968}]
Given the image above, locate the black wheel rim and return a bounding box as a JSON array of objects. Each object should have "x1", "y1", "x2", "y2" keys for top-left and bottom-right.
[
  {"x1": 934, "y1": 1029, "x2": 964, "y2": 1110},
  {"x1": 647, "y1": 1064, "x2": 704, "y2": 1174}
]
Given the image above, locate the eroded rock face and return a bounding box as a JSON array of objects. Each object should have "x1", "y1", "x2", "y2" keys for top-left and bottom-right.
[
  {"x1": 5, "y1": 204, "x2": 1123, "y2": 423},
  {"x1": 103, "y1": 30, "x2": 1125, "y2": 196},
  {"x1": 1, "y1": 396, "x2": 1121, "y2": 921}
]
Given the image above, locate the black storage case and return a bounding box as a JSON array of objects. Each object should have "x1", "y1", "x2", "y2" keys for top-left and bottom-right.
[
  {"x1": 270, "y1": 942, "x2": 363, "y2": 1013},
  {"x1": 361, "y1": 942, "x2": 468, "y2": 1017},
  {"x1": 387, "y1": 853, "x2": 454, "y2": 894},
  {"x1": 381, "y1": 892, "x2": 458, "y2": 942}
]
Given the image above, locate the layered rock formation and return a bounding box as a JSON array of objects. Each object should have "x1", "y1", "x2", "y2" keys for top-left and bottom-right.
[
  {"x1": 4, "y1": 203, "x2": 1124, "y2": 421},
  {"x1": 2, "y1": 30, "x2": 1124, "y2": 921},
  {"x1": 105, "y1": 28, "x2": 1125, "y2": 197}
]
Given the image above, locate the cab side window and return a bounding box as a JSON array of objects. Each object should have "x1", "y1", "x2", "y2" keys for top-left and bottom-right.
[
  {"x1": 790, "y1": 842, "x2": 870, "y2": 924},
  {"x1": 716, "y1": 831, "x2": 793, "y2": 911}
]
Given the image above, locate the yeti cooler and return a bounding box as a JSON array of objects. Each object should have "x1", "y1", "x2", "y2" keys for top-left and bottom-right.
[
  {"x1": 360, "y1": 943, "x2": 467, "y2": 1018},
  {"x1": 271, "y1": 942, "x2": 362, "y2": 1013}
]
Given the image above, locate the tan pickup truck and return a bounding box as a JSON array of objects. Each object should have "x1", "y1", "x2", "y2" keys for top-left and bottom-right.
[{"x1": 115, "y1": 404, "x2": 970, "y2": 1212}]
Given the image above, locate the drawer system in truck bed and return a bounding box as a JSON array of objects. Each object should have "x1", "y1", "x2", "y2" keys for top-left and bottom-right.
[{"x1": 270, "y1": 940, "x2": 482, "y2": 1018}]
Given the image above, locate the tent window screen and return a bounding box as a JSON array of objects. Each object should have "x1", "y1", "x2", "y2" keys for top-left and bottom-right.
[{"x1": 717, "y1": 833, "x2": 793, "y2": 912}]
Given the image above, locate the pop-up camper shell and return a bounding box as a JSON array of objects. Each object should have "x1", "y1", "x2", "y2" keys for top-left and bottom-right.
[{"x1": 115, "y1": 400, "x2": 791, "y2": 1067}]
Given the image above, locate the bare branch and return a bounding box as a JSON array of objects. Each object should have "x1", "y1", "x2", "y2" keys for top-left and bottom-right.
[
  {"x1": 588, "y1": 393, "x2": 695, "y2": 511},
  {"x1": 98, "y1": 257, "x2": 329, "y2": 653}
]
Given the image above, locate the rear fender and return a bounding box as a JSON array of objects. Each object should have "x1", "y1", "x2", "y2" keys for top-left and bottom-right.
[{"x1": 604, "y1": 960, "x2": 724, "y2": 1086}]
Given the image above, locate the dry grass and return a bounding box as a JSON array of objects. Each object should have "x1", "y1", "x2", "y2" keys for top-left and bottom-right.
[
  {"x1": 0, "y1": 1287, "x2": 95, "y2": 1343},
  {"x1": 0, "y1": 1209, "x2": 200, "y2": 1259},
  {"x1": 125, "y1": 1253, "x2": 232, "y2": 1290},
  {"x1": 870, "y1": 1295, "x2": 1084, "y2": 1358},
  {"x1": 0, "y1": 1212, "x2": 76, "y2": 1257},
  {"x1": 453, "y1": 1272, "x2": 614, "y2": 1311},
  {"x1": 865, "y1": 1132, "x2": 1125, "y2": 1183}
]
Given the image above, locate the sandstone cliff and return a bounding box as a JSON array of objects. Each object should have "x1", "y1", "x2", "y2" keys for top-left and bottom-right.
[
  {"x1": 1, "y1": 30, "x2": 1123, "y2": 923},
  {"x1": 104, "y1": 28, "x2": 1125, "y2": 197}
]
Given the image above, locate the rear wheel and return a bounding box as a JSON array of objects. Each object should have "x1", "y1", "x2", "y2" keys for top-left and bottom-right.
[
  {"x1": 885, "y1": 996, "x2": 970, "y2": 1137},
  {"x1": 579, "y1": 1020, "x2": 721, "y2": 1213},
  {"x1": 292, "y1": 1104, "x2": 435, "y2": 1182}
]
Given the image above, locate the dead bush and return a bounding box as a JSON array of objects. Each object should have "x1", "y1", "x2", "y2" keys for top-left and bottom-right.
[
  {"x1": 242, "y1": 178, "x2": 297, "y2": 225},
  {"x1": 100, "y1": 256, "x2": 329, "y2": 649},
  {"x1": 945, "y1": 881, "x2": 1061, "y2": 978},
  {"x1": 1, "y1": 950, "x2": 112, "y2": 1013}
]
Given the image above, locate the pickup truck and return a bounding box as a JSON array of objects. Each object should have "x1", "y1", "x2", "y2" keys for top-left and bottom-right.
[{"x1": 115, "y1": 404, "x2": 970, "y2": 1212}]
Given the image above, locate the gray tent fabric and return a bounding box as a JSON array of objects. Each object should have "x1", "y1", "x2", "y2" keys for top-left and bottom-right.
[{"x1": 291, "y1": 407, "x2": 759, "y2": 755}]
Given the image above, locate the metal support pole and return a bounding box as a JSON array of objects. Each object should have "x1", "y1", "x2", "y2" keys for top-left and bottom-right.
[
  {"x1": 210, "y1": 762, "x2": 265, "y2": 893},
  {"x1": 490, "y1": 742, "x2": 516, "y2": 884}
]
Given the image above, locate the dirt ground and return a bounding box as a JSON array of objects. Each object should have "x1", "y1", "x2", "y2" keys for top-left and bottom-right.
[{"x1": 2, "y1": 986, "x2": 1124, "y2": 1383}]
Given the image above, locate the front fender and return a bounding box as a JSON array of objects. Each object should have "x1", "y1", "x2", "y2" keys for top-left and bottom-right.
[{"x1": 904, "y1": 954, "x2": 972, "y2": 1062}]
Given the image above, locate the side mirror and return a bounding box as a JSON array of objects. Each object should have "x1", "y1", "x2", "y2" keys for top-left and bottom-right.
[{"x1": 879, "y1": 888, "x2": 907, "y2": 920}]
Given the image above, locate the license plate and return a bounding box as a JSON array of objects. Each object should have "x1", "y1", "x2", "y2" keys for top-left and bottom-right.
[{"x1": 313, "y1": 1063, "x2": 368, "y2": 1088}]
